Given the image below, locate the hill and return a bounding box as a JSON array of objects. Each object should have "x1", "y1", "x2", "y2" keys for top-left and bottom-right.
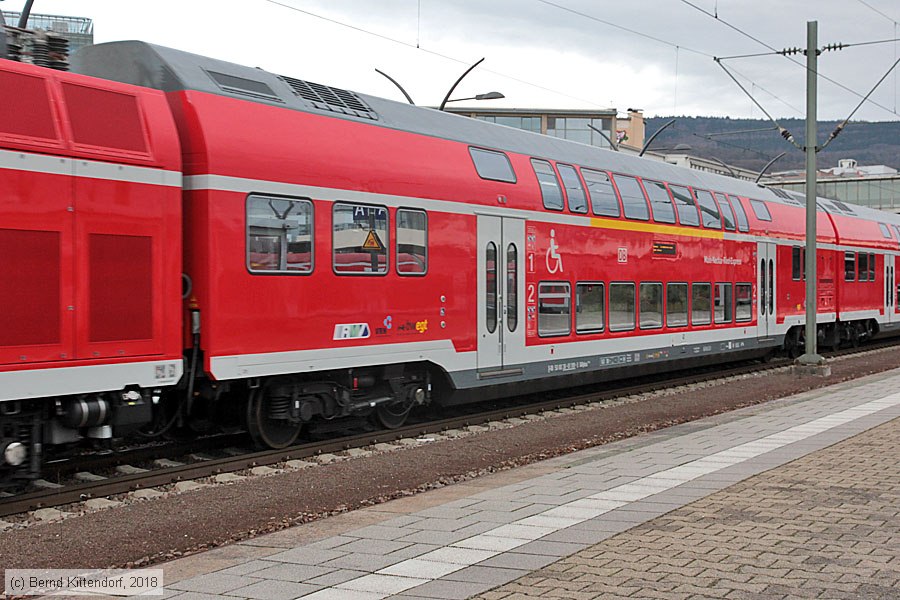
[{"x1": 643, "y1": 116, "x2": 900, "y2": 173}]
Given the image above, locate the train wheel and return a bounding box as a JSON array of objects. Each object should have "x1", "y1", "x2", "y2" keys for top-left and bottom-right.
[
  {"x1": 246, "y1": 387, "x2": 302, "y2": 449},
  {"x1": 374, "y1": 400, "x2": 412, "y2": 429}
]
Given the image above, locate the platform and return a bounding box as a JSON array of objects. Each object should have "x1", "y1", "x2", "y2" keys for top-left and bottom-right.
[{"x1": 152, "y1": 368, "x2": 900, "y2": 600}]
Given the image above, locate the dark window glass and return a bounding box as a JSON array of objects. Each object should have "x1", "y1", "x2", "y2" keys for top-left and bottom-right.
[
  {"x1": 869, "y1": 252, "x2": 876, "y2": 281},
  {"x1": 538, "y1": 282, "x2": 571, "y2": 336},
  {"x1": 714, "y1": 283, "x2": 733, "y2": 323},
  {"x1": 531, "y1": 159, "x2": 564, "y2": 210},
  {"x1": 670, "y1": 185, "x2": 699, "y2": 226},
  {"x1": 691, "y1": 283, "x2": 712, "y2": 325},
  {"x1": 609, "y1": 283, "x2": 635, "y2": 331},
  {"x1": 613, "y1": 174, "x2": 650, "y2": 221},
  {"x1": 507, "y1": 244, "x2": 518, "y2": 332},
  {"x1": 750, "y1": 199, "x2": 772, "y2": 221},
  {"x1": 639, "y1": 282, "x2": 663, "y2": 329},
  {"x1": 486, "y1": 243, "x2": 497, "y2": 333},
  {"x1": 333, "y1": 203, "x2": 388, "y2": 274},
  {"x1": 859, "y1": 252, "x2": 869, "y2": 281},
  {"x1": 576, "y1": 282, "x2": 604, "y2": 333},
  {"x1": 644, "y1": 181, "x2": 676, "y2": 224},
  {"x1": 557, "y1": 164, "x2": 588, "y2": 213},
  {"x1": 728, "y1": 195, "x2": 750, "y2": 232},
  {"x1": 667, "y1": 283, "x2": 688, "y2": 327},
  {"x1": 845, "y1": 251, "x2": 856, "y2": 281},
  {"x1": 695, "y1": 189, "x2": 722, "y2": 229},
  {"x1": 715, "y1": 193, "x2": 736, "y2": 231},
  {"x1": 396, "y1": 209, "x2": 427, "y2": 275},
  {"x1": 735, "y1": 283, "x2": 752, "y2": 322},
  {"x1": 791, "y1": 247, "x2": 806, "y2": 280},
  {"x1": 469, "y1": 147, "x2": 516, "y2": 183},
  {"x1": 247, "y1": 195, "x2": 313, "y2": 274},
  {"x1": 581, "y1": 168, "x2": 620, "y2": 217}
]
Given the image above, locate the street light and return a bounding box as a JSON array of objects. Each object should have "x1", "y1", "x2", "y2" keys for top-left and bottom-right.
[{"x1": 444, "y1": 91, "x2": 505, "y2": 103}]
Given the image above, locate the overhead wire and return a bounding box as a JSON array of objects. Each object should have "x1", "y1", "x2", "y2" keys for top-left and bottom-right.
[
  {"x1": 679, "y1": 0, "x2": 900, "y2": 118},
  {"x1": 259, "y1": 0, "x2": 604, "y2": 107}
]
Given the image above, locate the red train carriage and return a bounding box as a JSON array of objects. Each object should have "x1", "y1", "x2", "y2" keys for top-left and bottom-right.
[
  {"x1": 0, "y1": 58, "x2": 184, "y2": 481},
  {"x1": 2, "y1": 40, "x2": 900, "y2": 484}
]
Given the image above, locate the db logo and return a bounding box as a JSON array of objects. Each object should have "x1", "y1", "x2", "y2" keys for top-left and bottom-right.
[{"x1": 617, "y1": 247, "x2": 628, "y2": 263}]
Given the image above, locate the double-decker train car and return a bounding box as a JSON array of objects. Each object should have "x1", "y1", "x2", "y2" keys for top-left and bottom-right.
[{"x1": 1, "y1": 40, "x2": 899, "y2": 484}]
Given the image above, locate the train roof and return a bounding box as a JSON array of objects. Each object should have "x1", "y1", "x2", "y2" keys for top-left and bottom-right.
[{"x1": 72, "y1": 40, "x2": 900, "y2": 230}]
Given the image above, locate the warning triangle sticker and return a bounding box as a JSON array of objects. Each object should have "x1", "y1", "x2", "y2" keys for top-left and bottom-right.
[{"x1": 362, "y1": 230, "x2": 385, "y2": 251}]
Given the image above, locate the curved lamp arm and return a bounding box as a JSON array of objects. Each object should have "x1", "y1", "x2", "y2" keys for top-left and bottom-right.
[
  {"x1": 374, "y1": 68, "x2": 415, "y2": 105},
  {"x1": 438, "y1": 57, "x2": 485, "y2": 111}
]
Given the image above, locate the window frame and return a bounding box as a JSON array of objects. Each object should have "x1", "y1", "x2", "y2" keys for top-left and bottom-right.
[
  {"x1": 714, "y1": 282, "x2": 733, "y2": 324},
  {"x1": 791, "y1": 246, "x2": 806, "y2": 281},
  {"x1": 469, "y1": 146, "x2": 516, "y2": 183},
  {"x1": 608, "y1": 281, "x2": 636, "y2": 332},
  {"x1": 332, "y1": 202, "x2": 390, "y2": 276},
  {"x1": 694, "y1": 189, "x2": 723, "y2": 229},
  {"x1": 538, "y1": 281, "x2": 572, "y2": 337},
  {"x1": 735, "y1": 283, "x2": 753, "y2": 322},
  {"x1": 643, "y1": 179, "x2": 677, "y2": 224},
  {"x1": 581, "y1": 167, "x2": 621, "y2": 217},
  {"x1": 691, "y1": 282, "x2": 712, "y2": 326},
  {"x1": 575, "y1": 281, "x2": 605, "y2": 334},
  {"x1": 396, "y1": 208, "x2": 428, "y2": 277},
  {"x1": 531, "y1": 158, "x2": 565, "y2": 211},
  {"x1": 639, "y1": 282, "x2": 664, "y2": 330},
  {"x1": 880, "y1": 223, "x2": 893, "y2": 239},
  {"x1": 749, "y1": 199, "x2": 772, "y2": 222},
  {"x1": 246, "y1": 194, "x2": 315, "y2": 276},
  {"x1": 715, "y1": 192, "x2": 736, "y2": 231},
  {"x1": 858, "y1": 252, "x2": 869, "y2": 282},
  {"x1": 669, "y1": 184, "x2": 700, "y2": 227},
  {"x1": 666, "y1": 282, "x2": 689, "y2": 328},
  {"x1": 557, "y1": 163, "x2": 589, "y2": 214},
  {"x1": 611, "y1": 173, "x2": 651, "y2": 221},
  {"x1": 845, "y1": 251, "x2": 856, "y2": 282},
  {"x1": 728, "y1": 195, "x2": 750, "y2": 232}
]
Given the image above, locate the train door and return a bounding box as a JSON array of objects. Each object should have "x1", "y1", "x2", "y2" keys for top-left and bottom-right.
[
  {"x1": 477, "y1": 215, "x2": 525, "y2": 372},
  {"x1": 885, "y1": 254, "x2": 896, "y2": 324},
  {"x1": 757, "y1": 242, "x2": 776, "y2": 337}
]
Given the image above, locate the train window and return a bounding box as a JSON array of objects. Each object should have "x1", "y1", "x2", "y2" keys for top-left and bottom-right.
[
  {"x1": 557, "y1": 164, "x2": 588, "y2": 214},
  {"x1": 396, "y1": 209, "x2": 427, "y2": 276},
  {"x1": 750, "y1": 199, "x2": 772, "y2": 222},
  {"x1": 612, "y1": 174, "x2": 650, "y2": 221},
  {"x1": 791, "y1": 247, "x2": 806, "y2": 280},
  {"x1": 644, "y1": 181, "x2": 676, "y2": 224},
  {"x1": 669, "y1": 185, "x2": 699, "y2": 227},
  {"x1": 609, "y1": 282, "x2": 636, "y2": 331},
  {"x1": 845, "y1": 252, "x2": 856, "y2": 281},
  {"x1": 575, "y1": 282, "x2": 604, "y2": 333},
  {"x1": 880, "y1": 223, "x2": 893, "y2": 239},
  {"x1": 869, "y1": 252, "x2": 876, "y2": 281},
  {"x1": 695, "y1": 190, "x2": 722, "y2": 229},
  {"x1": 486, "y1": 243, "x2": 498, "y2": 333},
  {"x1": 246, "y1": 195, "x2": 313, "y2": 274},
  {"x1": 666, "y1": 283, "x2": 688, "y2": 327},
  {"x1": 715, "y1": 193, "x2": 736, "y2": 231},
  {"x1": 735, "y1": 283, "x2": 752, "y2": 322},
  {"x1": 507, "y1": 244, "x2": 518, "y2": 332},
  {"x1": 894, "y1": 225, "x2": 900, "y2": 241},
  {"x1": 333, "y1": 203, "x2": 388, "y2": 275},
  {"x1": 538, "y1": 282, "x2": 571, "y2": 337},
  {"x1": 531, "y1": 159, "x2": 565, "y2": 211},
  {"x1": 581, "y1": 168, "x2": 620, "y2": 217},
  {"x1": 858, "y1": 253, "x2": 869, "y2": 282},
  {"x1": 714, "y1": 283, "x2": 733, "y2": 324},
  {"x1": 639, "y1": 282, "x2": 663, "y2": 329},
  {"x1": 691, "y1": 283, "x2": 712, "y2": 325},
  {"x1": 728, "y1": 195, "x2": 750, "y2": 232},
  {"x1": 469, "y1": 147, "x2": 516, "y2": 183}
]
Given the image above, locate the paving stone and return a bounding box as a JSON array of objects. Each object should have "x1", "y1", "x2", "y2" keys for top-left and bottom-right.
[
  {"x1": 345, "y1": 448, "x2": 373, "y2": 458},
  {"x1": 250, "y1": 465, "x2": 278, "y2": 476},
  {"x1": 315, "y1": 453, "x2": 339, "y2": 464},
  {"x1": 32, "y1": 508, "x2": 69, "y2": 521},
  {"x1": 284, "y1": 459, "x2": 317, "y2": 469}
]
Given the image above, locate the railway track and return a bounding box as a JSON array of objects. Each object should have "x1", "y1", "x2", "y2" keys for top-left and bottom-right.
[{"x1": 2, "y1": 340, "x2": 896, "y2": 519}]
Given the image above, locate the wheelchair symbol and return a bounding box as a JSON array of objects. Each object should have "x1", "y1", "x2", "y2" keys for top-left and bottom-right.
[{"x1": 546, "y1": 229, "x2": 563, "y2": 274}]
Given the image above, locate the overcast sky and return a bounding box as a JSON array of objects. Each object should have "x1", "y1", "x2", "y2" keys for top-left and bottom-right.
[{"x1": 3, "y1": 0, "x2": 899, "y2": 121}]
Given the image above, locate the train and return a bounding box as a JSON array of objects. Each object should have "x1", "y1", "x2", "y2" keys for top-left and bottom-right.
[{"x1": 2, "y1": 40, "x2": 899, "y2": 486}]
